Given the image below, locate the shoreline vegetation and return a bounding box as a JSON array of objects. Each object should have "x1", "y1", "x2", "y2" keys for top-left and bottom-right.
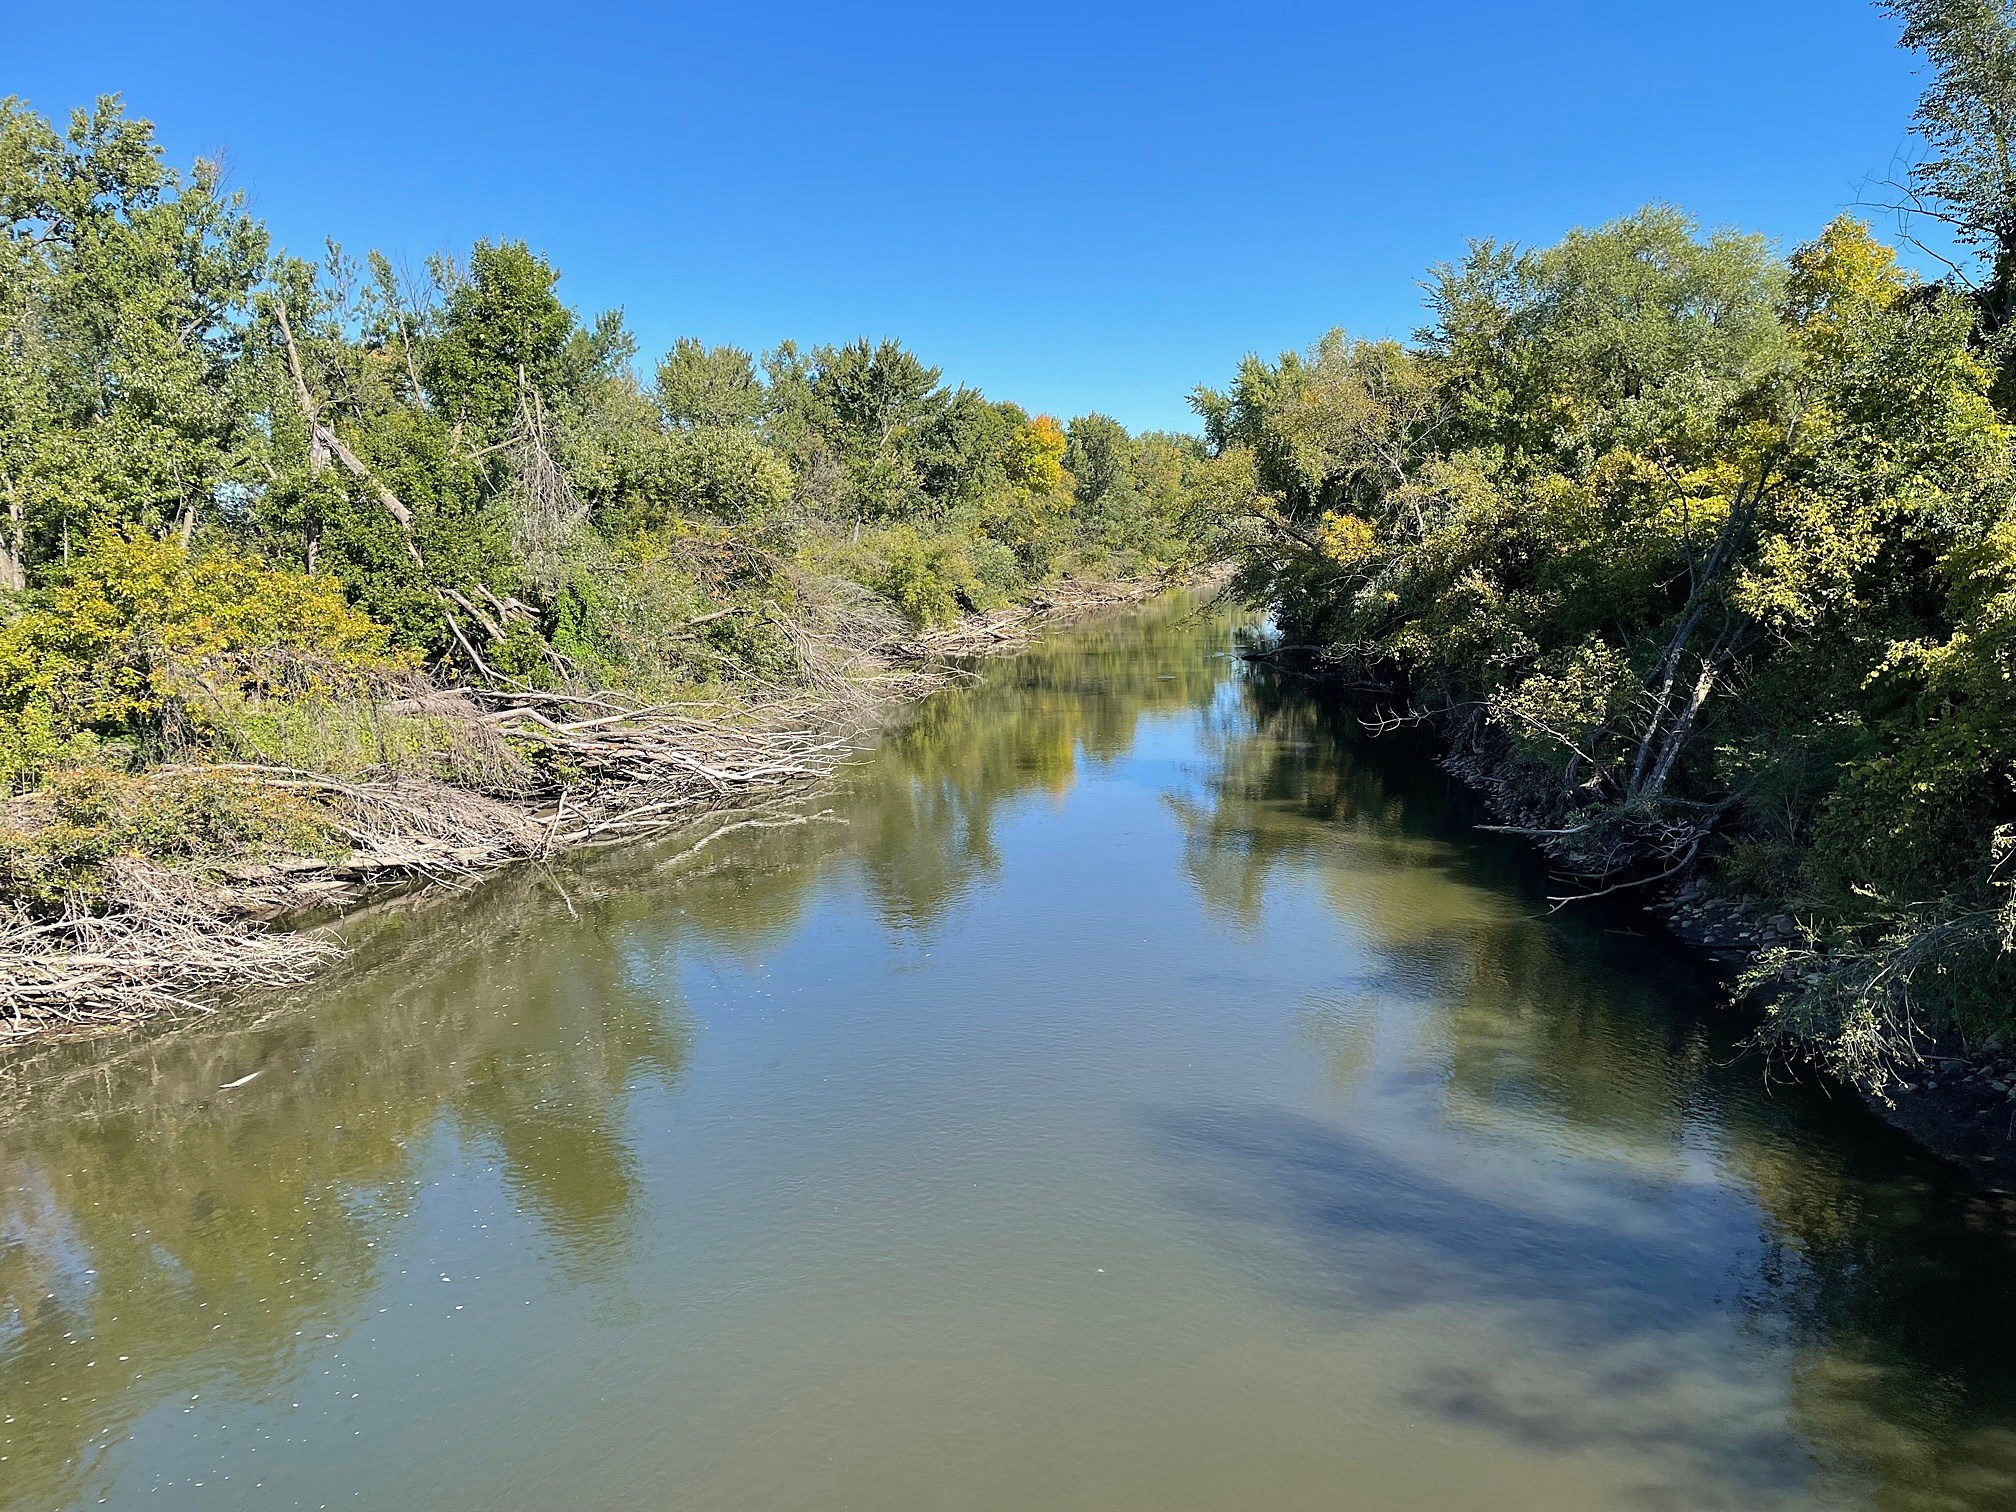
[
  {"x1": 1, "y1": 573, "x2": 1174, "y2": 1040},
  {"x1": 1196, "y1": 1, "x2": 2016, "y2": 1180},
  {"x1": 0, "y1": 94, "x2": 1222, "y2": 1039}
]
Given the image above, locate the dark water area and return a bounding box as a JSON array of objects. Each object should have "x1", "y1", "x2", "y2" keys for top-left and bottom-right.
[{"x1": 4, "y1": 595, "x2": 2016, "y2": 1511}]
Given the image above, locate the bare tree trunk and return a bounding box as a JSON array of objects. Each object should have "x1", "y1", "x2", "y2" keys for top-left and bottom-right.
[
  {"x1": 276, "y1": 298, "x2": 424, "y2": 567},
  {"x1": 1642, "y1": 659, "x2": 1718, "y2": 801},
  {"x1": 1625, "y1": 467, "x2": 1770, "y2": 801},
  {"x1": 1628, "y1": 598, "x2": 1707, "y2": 798},
  {"x1": 398, "y1": 316, "x2": 424, "y2": 399},
  {"x1": 0, "y1": 497, "x2": 24, "y2": 592}
]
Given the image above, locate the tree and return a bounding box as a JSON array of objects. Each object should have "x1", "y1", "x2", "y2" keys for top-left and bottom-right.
[
  {"x1": 601, "y1": 428, "x2": 795, "y2": 533},
  {"x1": 1005, "y1": 415, "x2": 1066, "y2": 495},
  {"x1": 0, "y1": 95, "x2": 267, "y2": 583},
  {"x1": 811, "y1": 338, "x2": 946, "y2": 459},
  {"x1": 1883, "y1": 0, "x2": 2016, "y2": 339},
  {"x1": 909, "y1": 389, "x2": 1019, "y2": 507},
  {"x1": 422, "y1": 240, "x2": 576, "y2": 442},
  {"x1": 654, "y1": 339, "x2": 765, "y2": 430},
  {"x1": 1065, "y1": 413, "x2": 1135, "y2": 508}
]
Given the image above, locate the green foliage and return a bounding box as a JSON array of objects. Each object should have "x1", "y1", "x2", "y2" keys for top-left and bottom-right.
[
  {"x1": 669, "y1": 429, "x2": 796, "y2": 523},
  {"x1": 1493, "y1": 641, "x2": 1636, "y2": 777},
  {"x1": 909, "y1": 389, "x2": 1022, "y2": 507},
  {"x1": 423, "y1": 240, "x2": 578, "y2": 441},
  {"x1": 654, "y1": 339, "x2": 766, "y2": 430},
  {"x1": 209, "y1": 695, "x2": 528, "y2": 790},
  {"x1": 1203, "y1": 202, "x2": 2016, "y2": 1077},
  {"x1": 1883, "y1": 0, "x2": 2016, "y2": 356},
  {"x1": 0, "y1": 92, "x2": 1211, "y2": 949},
  {"x1": 0, "y1": 94, "x2": 268, "y2": 579},
  {"x1": 0, "y1": 765, "x2": 339, "y2": 911},
  {"x1": 1065, "y1": 414, "x2": 1135, "y2": 507},
  {"x1": 812, "y1": 338, "x2": 946, "y2": 461},
  {"x1": 857, "y1": 525, "x2": 989, "y2": 627}
]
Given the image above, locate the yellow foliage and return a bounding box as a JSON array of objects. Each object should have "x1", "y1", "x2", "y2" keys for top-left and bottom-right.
[
  {"x1": 1786, "y1": 216, "x2": 1913, "y2": 354},
  {"x1": 1315, "y1": 511, "x2": 1377, "y2": 567},
  {"x1": 1006, "y1": 415, "x2": 1068, "y2": 496},
  {"x1": 0, "y1": 532, "x2": 410, "y2": 787}
]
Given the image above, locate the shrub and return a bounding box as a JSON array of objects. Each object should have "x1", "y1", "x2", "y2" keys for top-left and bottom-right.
[
  {"x1": 0, "y1": 533, "x2": 410, "y2": 790},
  {"x1": 602, "y1": 429, "x2": 795, "y2": 533},
  {"x1": 871, "y1": 527, "x2": 984, "y2": 627},
  {"x1": 1805, "y1": 715, "x2": 2016, "y2": 912},
  {"x1": 0, "y1": 766, "x2": 340, "y2": 912}
]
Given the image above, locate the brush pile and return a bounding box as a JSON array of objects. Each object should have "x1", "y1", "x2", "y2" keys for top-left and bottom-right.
[{"x1": 0, "y1": 575, "x2": 1177, "y2": 1040}]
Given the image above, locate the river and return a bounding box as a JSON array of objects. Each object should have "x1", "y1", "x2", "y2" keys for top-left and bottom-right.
[{"x1": 4, "y1": 595, "x2": 2015, "y2": 1511}]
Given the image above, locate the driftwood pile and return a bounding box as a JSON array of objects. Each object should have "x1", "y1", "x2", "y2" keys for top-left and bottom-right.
[
  {"x1": 896, "y1": 577, "x2": 1157, "y2": 660},
  {"x1": 0, "y1": 574, "x2": 1172, "y2": 1041}
]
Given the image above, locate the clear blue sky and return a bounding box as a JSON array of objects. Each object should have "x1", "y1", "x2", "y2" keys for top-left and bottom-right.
[{"x1": 11, "y1": 1, "x2": 1936, "y2": 433}]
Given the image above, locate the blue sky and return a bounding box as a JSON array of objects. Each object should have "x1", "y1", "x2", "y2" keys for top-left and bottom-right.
[{"x1": 11, "y1": 1, "x2": 1937, "y2": 432}]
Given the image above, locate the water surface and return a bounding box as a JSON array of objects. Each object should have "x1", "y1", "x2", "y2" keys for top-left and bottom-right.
[{"x1": 5, "y1": 597, "x2": 2016, "y2": 1511}]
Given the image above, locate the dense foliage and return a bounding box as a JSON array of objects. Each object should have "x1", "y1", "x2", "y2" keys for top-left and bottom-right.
[
  {"x1": 1196, "y1": 2, "x2": 2016, "y2": 1088},
  {"x1": 0, "y1": 95, "x2": 1206, "y2": 791}
]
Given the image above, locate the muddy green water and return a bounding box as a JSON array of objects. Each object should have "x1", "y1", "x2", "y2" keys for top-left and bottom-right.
[{"x1": 5, "y1": 598, "x2": 2016, "y2": 1512}]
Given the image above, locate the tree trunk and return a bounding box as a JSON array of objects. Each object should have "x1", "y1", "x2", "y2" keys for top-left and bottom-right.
[
  {"x1": 1626, "y1": 468, "x2": 1770, "y2": 801},
  {"x1": 0, "y1": 497, "x2": 24, "y2": 592},
  {"x1": 1641, "y1": 659, "x2": 1718, "y2": 801},
  {"x1": 1628, "y1": 598, "x2": 1707, "y2": 798},
  {"x1": 276, "y1": 297, "x2": 424, "y2": 567}
]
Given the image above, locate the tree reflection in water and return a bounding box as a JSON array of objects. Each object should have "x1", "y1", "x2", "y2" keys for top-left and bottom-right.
[
  {"x1": 1167, "y1": 657, "x2": 2016, "y2": 1511},
  {"x1": 0, "y1": 593, "x2": 1233, "y2": 1511}
]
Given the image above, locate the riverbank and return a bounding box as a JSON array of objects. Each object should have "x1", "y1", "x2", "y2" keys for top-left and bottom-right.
[
  {"x1": 1650, "y1": 884, "x2": 2016, "y2": 1190},
  {"x1": 1242, "y1": 642, "x2": 2016, "y2": 1192},
  {"x1": 0, "y1": 574, "x2": 1179, "y2": 1045}
]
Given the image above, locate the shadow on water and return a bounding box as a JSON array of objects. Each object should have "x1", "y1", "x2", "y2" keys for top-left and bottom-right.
[
  {"x1": 1154, "y1": 1104, "x2": 1818, "y2": 1508},
  {"x1": 1159, "y1": 658, "x2": 2016, "y2": 1510}
]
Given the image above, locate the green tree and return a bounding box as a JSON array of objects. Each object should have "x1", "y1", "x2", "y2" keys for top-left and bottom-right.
[
  {"x1": 0, "y1": 95, "x2": 267, "y2": 582},
  {"x1": 1883, "y1": 0, "x2": 2016, "y2": 340},
  {"x1": 654, "y1": 338, "x2": 766, "y2": 430},
  {"x1": 811, "y1": 338, "x2": 946, "y2": 460},
  {"x1": 422, "y1": 239, "x2": 577, "y2": 442},
  {"x1": 1065, "y1": 413, "x2": 1135, "y2": 508}
]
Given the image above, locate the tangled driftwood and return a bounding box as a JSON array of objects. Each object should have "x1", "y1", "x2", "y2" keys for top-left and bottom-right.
[
  {"x1": 2, "y1": 862, "x2": 343, "y2": 1033},
  {"x1": 0, "y1": 574, "x2": 1178, "y2": 1042}
]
